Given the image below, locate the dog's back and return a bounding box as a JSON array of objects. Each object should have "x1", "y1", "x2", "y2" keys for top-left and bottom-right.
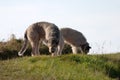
[
  {"x1": 60, "y1": 28, "x2": 87, "y2": 46},
  {"x1": 60, "y1": 28, "x2": 91, "y2": 54}
]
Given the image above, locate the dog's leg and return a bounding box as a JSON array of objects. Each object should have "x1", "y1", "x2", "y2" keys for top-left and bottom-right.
[
  {"x1": 71, "y1": 46, "x2": 78, "y2": 54},
  {"x1": 35, "y1": 41, "x2": 40, "y2": 56},
  {"x1": 30, "y1": 41, "x2": 37, "y2": 56},
  {"x1": 57, "y1": 37, "x2": 64, "y2": 56},
  {"x1": 78, "y1": 47, "x2": 84, "y2": 54}
]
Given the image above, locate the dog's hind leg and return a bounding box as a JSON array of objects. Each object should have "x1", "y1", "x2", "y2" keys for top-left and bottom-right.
[
  {"x1": 35, "y1": 41, "x2": 40, "y2": 56},
  {"x1": 30, "y1": 41, "x2": 40, "y2": 56}
]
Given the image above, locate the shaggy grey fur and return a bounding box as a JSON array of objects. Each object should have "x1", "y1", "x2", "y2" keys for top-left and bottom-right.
[
  {"x1": 59, "y1": 28, "x2": 91, "y2": 54},
  {"x1": 18, "y1": 22, "x2": 60, "y2": 56}
]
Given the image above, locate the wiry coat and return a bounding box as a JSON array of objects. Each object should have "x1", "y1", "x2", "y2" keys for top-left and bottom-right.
[
  {"x1": 18, "y1": 22, "x2": 60, "y2": 56},
  {"x1": 60, "y1": 28, "x2": 91, "y2": 54}
]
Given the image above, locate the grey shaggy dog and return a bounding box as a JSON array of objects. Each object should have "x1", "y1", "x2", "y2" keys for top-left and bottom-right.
[
  {"x1": 59, "y1": 28, "x2": 91, "y2": 54},
  {"x1": 18, "y1": 22, "x2": 60, "y2": 56}
]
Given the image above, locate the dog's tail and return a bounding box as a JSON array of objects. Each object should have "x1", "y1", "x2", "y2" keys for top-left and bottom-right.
[{"x1": 18, "y1": 31, "x2": 28, "y2": 56}]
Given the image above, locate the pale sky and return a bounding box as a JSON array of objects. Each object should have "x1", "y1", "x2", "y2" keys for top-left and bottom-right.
[{"x1": 0, "y1": 0, "x2": 120, "y2": 54}]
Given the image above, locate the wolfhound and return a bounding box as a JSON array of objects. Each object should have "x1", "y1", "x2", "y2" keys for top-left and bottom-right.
[
  {"x1": 18, "y1": 21, "x2": 60, "y2": 56},
  {"x1": 59, "y1": 28, "x2": 91, "y2": 54}
]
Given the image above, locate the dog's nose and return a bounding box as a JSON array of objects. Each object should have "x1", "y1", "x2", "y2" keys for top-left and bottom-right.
[
  {"x1": 51, "y1": 50, "x2": 55, "y2": 53},
  {"x1": 49, "y1": 48, "x2": 55, "y2": 53},
  {"x1": 51, "y1": 47, "x2": 56, "y2": 53}
]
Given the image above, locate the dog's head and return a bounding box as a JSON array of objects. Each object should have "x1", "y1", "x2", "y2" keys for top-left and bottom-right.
[
  {"x1": 81, "y1": 43, "x2": 91, "y2": 54},
  {"x1": 45, "y1": 25, "x2": 60, "y2": 53},
  {"x1": 47, "y1": 38, "x2": 59, "y2": 53}
]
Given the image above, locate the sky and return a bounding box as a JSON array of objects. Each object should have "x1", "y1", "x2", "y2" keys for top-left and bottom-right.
[{"x1": 0, "y1": 0, "x2": 120, "y2": 54}]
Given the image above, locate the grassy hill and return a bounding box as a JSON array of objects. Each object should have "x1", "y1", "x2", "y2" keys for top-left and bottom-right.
[{"x1": 0, "y1": 53, "x2": 120, "y2": 80}]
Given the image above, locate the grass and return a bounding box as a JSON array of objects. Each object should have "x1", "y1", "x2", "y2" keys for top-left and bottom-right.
[{"x1": 0, "y1": 53, "x2": 120, "y2": 80}]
